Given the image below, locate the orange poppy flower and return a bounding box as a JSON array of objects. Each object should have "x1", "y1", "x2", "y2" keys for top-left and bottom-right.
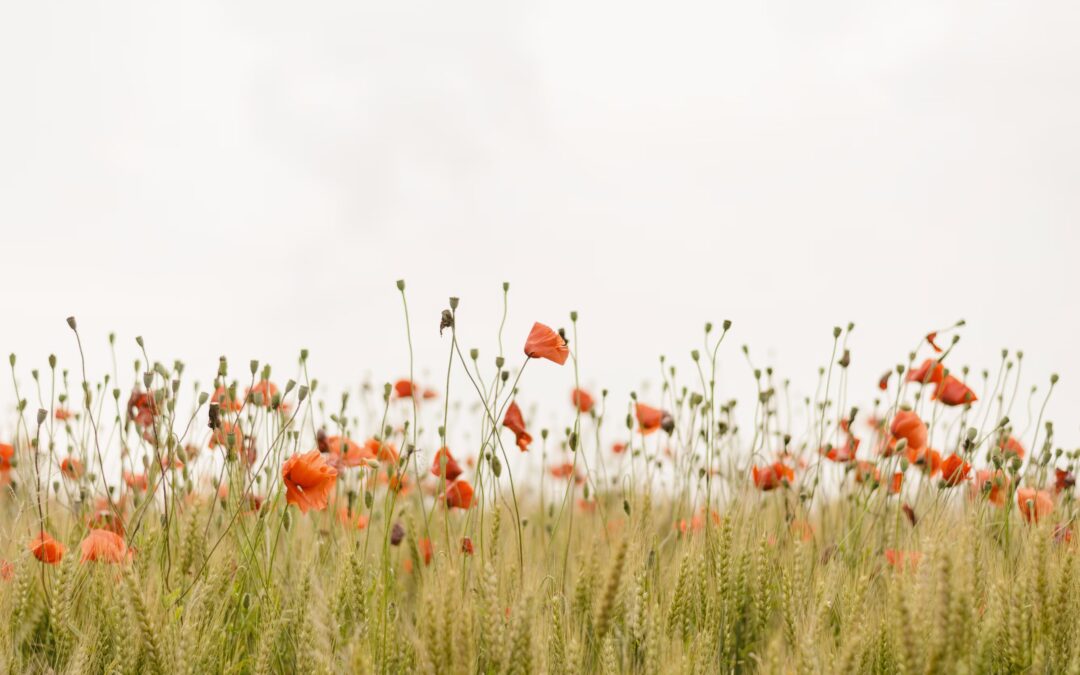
[
  {"x1": 336, "y1": 507, "x2": 370, "y2": 530},
  {"x1": 88, "y1": 508, "x2": 125, "y2": 536},
  {"x1": 393, "y1": 379, "x2": 417, "y2": 398},
  {"x1": 635, "y1": 403, "x2": 665, "y2": 435},
  {"x1": 612, "y1": 442, "x2": 626, "y2": 454},
  {"x1": 933, "y1": 375, "x2": 977, "y2": 406},
  {"x1": 209, "y1": 421, "x2": 245, "y2": 454},
  {"x1": 1054, "y1": 468, "x2": 1075, "y2": 494},
  {"x1": 571, "y1": 388, "x2": 595, "y2": 414},
  {"x1": 444, "y1": 480, "x2": 474, "y2": 509},
  {"x1": 80, "y1": 529, "x2": 128, "y2": 564},
  {"x1": 0, "y1": 442, "x2": 13, "y2": 473},
  {"x1": 878, "y1": 371, "x2": 892, "y2": 390},
  {"x1": 940, "y1": 454, "x2": 971, "y2": 486},
  {"x1": 123, "y1": 471, "x2": 148, "y2": 491},
  {"x1": 884, "y1": 549, "x2": 922, "y2": 572},
  {"x1": 823, "y1": 435, "x2": 859, "y2": 462},
  {"x1": 889, "y1": 472, "x2": 904, "y2": 494},
  {"x1": 418, "y1": 538, "x2": 434, "y2": 565},
  {"x1": 906, "y1": 447, "x2": 943, "y2": 476},
  {"x1": 752, "y1": 462, "x2": 795, "y2": 491},
  {"x1": 523, "y1": 322, "x2": 569, "y2": 365},
  {"x1": 460, "y1": 537, "x2": 474, "y2": 555},
  {"x1": 29, "y1": 531, "x2": 64, "y2": 564},
  {"x1": 998, "y1": 435, "x2": 1026, "y2": 461},
  {"x1": 890, "y1": 410, "x2": 927, "y2": 453},
  {"x1": 322, "y1": 435, "x2": 373, "y2": 468},
  {"x1": 281, "y1": 449, "x2": 339, "y2": 514},
  {"x1": 549, "y1": 461, "x2": 583, "y2": 484},
  {"x1": 854, "y1": 460, "x2": 880, "y2": 484},
  {"x1": 211, "y1": 385, "x2": 242, "y2": 412},
  {"x1": 0, "y1": 560, "x2": 12, "y2": 581},
  {"x1": 60, "y1": 457, "x2": 84, "y2": 480},
  {"x1": 364, "y1": 437, "x2": 399, "y2": 464},
  {"x1": 1017, "y1": 487, "x2": 1054, "y2": 524},
  {"x1": 971, "y1": 469, "x2": 1010, "y2": 506},
  {"x1": 907, "y1": 359, "x2": 945, "y2": 386},
  {"x1": 925, "y1": 332, "x2": 943, "y2": 353},
  {"x1": 790, "y1": 519, "x2": 815, "y2": 542},
  {"x1": 54, "y1": 408, "x2": 74, "y2": 421},
  {"x1": 503, "y1": 401, "x2": 532, "y2": 452},
  {"x1": 430, "y1": 447, "x2": 463, "y2": 481},
  {"x1": 246, "y1": 380, "x2": 278, "y2": 407}
]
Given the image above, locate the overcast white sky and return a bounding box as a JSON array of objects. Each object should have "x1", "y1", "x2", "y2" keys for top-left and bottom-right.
[{"x1": 2, "y1": 1, "x2": 1078, "y2": 449}]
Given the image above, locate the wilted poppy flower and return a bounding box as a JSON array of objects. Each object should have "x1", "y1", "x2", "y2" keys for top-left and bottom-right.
[
  {"x1": 971, "y1": 469, "x2": 1010, "y2": 506},
  {"x1": 925, "y1": 332, "x2": 943, "y2": 353},
  {"x1": 461, "y1": 537, "x2": 474, "y2": 555},
  {"x1": 940, "y1": 454, "x2": 971, "y2": 486},
  {"x1": 29, "y1": 531, "x2": 64, "y2": 564},
  {"x1": 878, "y1": 371, "x2": 892, "y2": 390},
  {"x1": 282, "y1": 450, "x2": 339, "y2": 513},
  {"x1": 933, "y1": 375, "x2": 977, "y2": 406},
  {"x1": 444, "y1": 480, "x2": 474, "y2": 509},
  {"x1": 246, "y1": 380, "x2": 278, "y2": 407},
  {"x1": 907, "y1": 359, "x2": 945, "y2": 386},
  {"x1": 752, "y1": 462, "x2": 795, "y2": 491},
  {"x1": 430, "y1": 447, "x2": 463, "y2": 481},
  {"x1": 503, "y1": 401, "x2": 532, "y2": 452},
  {"x1": 60, "y1": 457, "x2": 84, "y2": 480},
  {"x1": 523, "y1": 322, "x2": 569, "y2": 365},
  {"x1": 571, "y1": 388, "x2": 595, "y2": 414},
  {"x1": 80, "y1": 529, "x2": 128, "y2": 564},
  {"x1": 54, "y1": 408, "x2": 74, "y2": 421},
  {"x1": 1017, "y1": 487, "x2": 1054, "y2": 523},
  {"x1": 890, "y1": 410, "x2": 927, "y2": 453},
  {"x1": 998, "y1": 435, "x2": 1026, "y2": 461},
  {"x1": 1054, "y1": 468, "x2": 1075, "y2": 494},
  {"x1": 884, "y1": 549, "x2": 922, "y2": 572},
  {"x1": 390, "y1": 522, "x2": 405, "y2": 546},
  {"x1": 123, "y1": 472, "x2": 148, "y2": 491},
  {"x1": 635, "y1": 404, "x2": 664, "y2": 435},
  {"x1": 126, "y1": 390, "x2": 158, "y2": 428},
  {"x1": 211, "y1": 385, "x2": 242, "y2": 412}
]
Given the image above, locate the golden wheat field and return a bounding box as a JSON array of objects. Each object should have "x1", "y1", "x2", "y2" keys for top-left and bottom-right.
[{"x1": 0, "y1": 283, "x2": 1076, "y2": 675}]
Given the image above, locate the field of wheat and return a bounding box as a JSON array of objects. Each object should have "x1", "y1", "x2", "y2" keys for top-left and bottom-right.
[{"x1": 1, "y1": 283, "x2": 1076, "y2": 674}]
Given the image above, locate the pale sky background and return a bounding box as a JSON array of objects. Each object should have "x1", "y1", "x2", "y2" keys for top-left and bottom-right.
[{"x1": 1, "y1": 1, "x2": 1078, "y2": 451}]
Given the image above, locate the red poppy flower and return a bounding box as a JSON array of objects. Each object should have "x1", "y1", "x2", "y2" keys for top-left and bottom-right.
[
  {"x1": 126, "y1": 390, "x2": 159, "y2": 428},
  {"x1": 752, "y1": 462, "x2": 795, "y2": 491},
  {"x1": 431, "y1": 448, "x2": 463, "y2": 481},
  {"x1": 60, "y1": 457, "x2": 84, "y2": 480},
  {"x1": 890, "y1": 410, "x2": 927, "y2": 453},
  {"x1": 460, "y1": 537, "x2": 474, "y2": 555},
  {"x1": 889, "y1": 472, "x2": 904, "y2": 494},
  {"x1": 571, "y1": 388, "x2": 595, "y2": 414},
  {"x1": 523, "y1": 322, "x2": 569, "y2": 365},
  {"x1": 1016, "y1": 487, "x2": 1054, "y2": 524},
  {"x1": 925, "y1": 332, "x2": 943, "y2": 353},
  {"x1": 444, "y1": 480, "x2": 474, "y2": 509},
  {"x1": 54, "y1": 408, "x2": 74, "y2": 421},
  {"x1": 907, "y1": 359, "x2": 945, "y2": 386},
  {"x1": 393, "y1": 379, "x2": 416, "y2": 398},
  {"x1": 854, "y1": 460, "x2": 880, "y2": 484},
  {"x1": 209, "y1": 421, "x2": 245, "y2": 454},
  {"x1": 612, "y1": 442, "x2": 626, "y2": 454},
  {"x1": 246, "y1": 380, "x2": 278, "y2": 407},
  {"x1": 29, "y1": 531, "x2": 64, "y2": 564},
  {"x1": 939, "y1": 454, "x2": 971, "y2": 486},
  {"x1": 1054, "y1": 468, "x2": 1075, "y2": 494},
  {"x1": 635, "y1": 404, "x2": 664, "y2": 435},
  {"x1": 282, "y1": 449, "x2": 339, "y2": 513},
  {"x1": 823, "y1": 435, "x2": 859, "y2": 462},
  {"x1": 885, "y1": 549, "x2": 922, "y2": 572},
  {"x1": 80, "y1": 529, "x2": 129, "y2": 564},
  {"x1": 906, "y1": 447, "x2": 943, "y2": 477},
  {"x1": 549, "y1": 462, "x2": 582, "y2": 484},
  {"x1": 503, "y1": 401, "x2": 532, "y2": 452},
  {"x1": 123, "y1": 472, "x2": 148, "y2": 491},
  {"x1": 998, "y1": 436, "x2": 1026, "y2": 461},
  {"x1": 211, "y1": 385, "x2": 242, "y2": 412},
  {"x1": 418, "y1": 538, "x2": 434, "y2": 565},
  {"x1": 0, "y1": 560, "x2": 12, "y2": 581},
  {"x1": 933, "y1": 375, "x2": 977, "y2": 406},
  {"x1": 0, "y1": 442, "x2": 13, "y2": 473},
  {"x1": 971, "y1": 469, "x2": 1010, "y2": 506}
]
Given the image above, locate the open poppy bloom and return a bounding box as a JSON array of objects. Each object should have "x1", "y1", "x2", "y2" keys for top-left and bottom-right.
[
  {"x1": 322, "y1": 435, "x2": 373, "y2": 468},
  {"x1": 443, "y1": 480, "x2": 474, "y2": 509},
  {"x1": 29, "y1": 531, "x2": 64, "y2": 564},
  {"x1": 282, "y1": 450, "x2": 339, "y2": 513},
  {"x1": 54, "y1": 408, "x2": 74, "y2": 421},
  {"x1": 635, "y1": 403, "x2": 664, "y2": 435},
  {"x1": 890, "y1": 410, "x2": 927, "y2": 453},
  {"x1": 971, "y1": 469, "x2": 1010, "y2": 506},
  {"x1": 60, "y1": 457, "x2": 84, "y2": 480},
  {"x1": 854, "y1": 460, "x2": 880, "y2": 484},
  {"x1": 571, "y1": 388, "x2": 595, "y2": 414},
  {"x1": 752, "y1": 462, "x2": 795, "y2": 491},
  {"x1": 246, "y1": 380, "x2": 278, "y2": 407},
  {"x1": 939, "y1": 454, "x2": 971, "y2": 486},
  {"x1": 907, "y1": 359, "x2": 945, "y2": 386},
  {"x1": 430, "y1": 447, "x2": 463, "y2": 481},
  {"x1": 123, "y1": 471, "x2": 148, "y2": 491},
  {"x1": 549, "y1": 461, "x2": 583, "y2": 484},
  {"x1": 933, "y1": 375, "x2": 977, "y2": 406},
  {"x1": 503, "y1": 401, "x2": 532, "y2": 452},
  {"x1": 211, "y1": 385, "x2": 242, "y2": 412},
  {"x1": 1017, "y1": 487, "x2": 1054, "y2": 524},
  {"x1": 997, "y1": 435, "x2": 1026, "y2": 461},
  {"x1": 460, "y1": 537, "x2": 474, "y2": 555},
  {"x1": 523, "y1": 322, "x2": 569, "y2": 365},
  {"x1": 612, "y1": 442, "x2": 626, "y2": 454},
  {"x1": 889, "y1": 472, "x2": 904, "y2": 494},
  {"x1": 393, "y1": 379, "x2": 417, "y2": 398},
  {"x1": 365, "y1": 437, "x2": 399, "y2": 464},
  {"x1": 80, "y1": 529, "x2": 128, "y2": 563},
  {"x1": 0, "y1": 442, "x2": 13, "y2": 473},
  {"x1": 906, "y1": 447, "x2": 943, "y2": 477}
]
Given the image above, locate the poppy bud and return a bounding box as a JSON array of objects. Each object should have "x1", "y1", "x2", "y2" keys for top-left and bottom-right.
[
  {"x1": 449, "y1": 296, "x2": 459, "y2": 310},
  {"x1": 690, "y1": 350, "x2": 700, "y2": 362},
  {"x1": 492, "y1": 455, "x2": 502, "y2": 477},
  {"x1": 500, "y1": 372, "x2": 509, "y2": 383},
  {"x1": 568, "y1": 432, "x2": 578, "y2": 451},
  {"x1": 241, "y1": 593, "x2": 252, "y2": 611},
  {"x1": 540, "y1": 428, "x2": 549, "y2": 440},
  {"x1": 396, "y1": 279, "x2": 405, "y2": 291},
  {"x1": 1050, "y1": 373, "x2": 1059, "y2": 385},
  {"x1": 282, "y1": 509, "x2": 292, "y2": 531},
  {"x1": 36, "y1": 409, "x2": 46, "y2": 426},
  {"x1": 391, "y1": 522, "x2": 405, "y2": 545},
  {"x1": 570, "y1": 310, "x2": 578, "y2": 322},
  {"x1": 8, "y1": 354, "x2": 14, "y2": 367},
  {"x1": 722, "y1": 320, "x2": 732, "y2": 331},
  {"x1": 66, "y1": 316, "x2": 77, "y2": 331},
  {"x1": 298, "y1": 386, "x2": 309, "y2": 402},
  {"x1": 365, "y1": 491, "x2": 374, "y2": 508},
  {"x1": 469, "y1": 349, "x2": 479, "y2": 361},
  {"x1": 894, "y1": 438, "x2": 908, "y2": 454},
  {"x1": 502, "y1": 281, "x2": 509, "y2": 291},
  {"x1": 838, "y1": 350, "x2": 850, "y2": 368},
  {"x1": 495, "y1": 357, "x2": 505, "y2": 369},
  {"x1": 704, "y1": 322, "x2": 713, "y2": 334},
  {"x1": 832, "y1": 326, "x2": 842, "y2": 338},
  {"x1": 998, "y1": 417, "x2": 1009, "y2": 429}
]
